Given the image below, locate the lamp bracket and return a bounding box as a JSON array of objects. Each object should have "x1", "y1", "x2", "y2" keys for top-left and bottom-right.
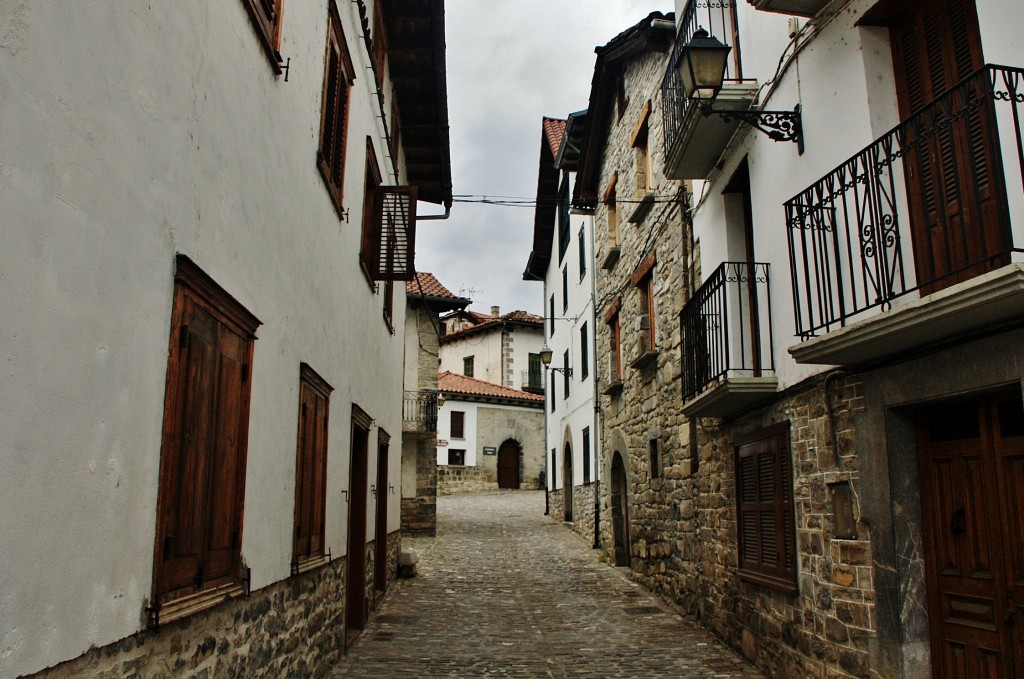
[
  {"x1": 701, "y1": 103, "x2": 804, "y2": 155},
  {"x1": 549, "y1": 367, "x2": 574, "y2": 377}
]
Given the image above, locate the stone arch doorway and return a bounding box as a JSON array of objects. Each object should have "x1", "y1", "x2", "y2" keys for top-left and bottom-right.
[
  {"x1": 610, "y1": 451, "x2": 630, "y2": 567},
  {"x1": 497, "y1": 439, "x2": 521, "y2": 489},
  {"x1": 563, "y1": 442, "x2": 573, "y2": 522}
]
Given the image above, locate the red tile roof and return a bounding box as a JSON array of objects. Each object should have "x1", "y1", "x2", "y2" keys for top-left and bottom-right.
[
  {"x1": 407, "y1": 272, "x2": 464, "y2": 300},
  {"x1": 439, "y1": 371, "x2": 545, "y2": 403},
  {"x1": 502, "y1": 310, "x2": 543, "y2": 324},
  {"x1": 542, "y1": 117, "x2": 567, "y2": 159}
]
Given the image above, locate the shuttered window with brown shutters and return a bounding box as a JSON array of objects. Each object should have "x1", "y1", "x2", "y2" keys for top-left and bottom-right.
[
  {"x1": 241, "y1": 0, "x2": 285, "y2": 71},
  {"x1": 153, "y1": 256, "x2": 261, "y2": 620},
  {"x1": 450, "y1": 411, "x2": 465, "y2": 439},
  {"x1": 318, "y1": 4, "x2": 355, "y2": 218},
  {"x1": 292, "y1": 364, "x2": 333, "y2": 571},
  {"x1": 734, "y1": 422, "x2": 797, "y2": 593}
]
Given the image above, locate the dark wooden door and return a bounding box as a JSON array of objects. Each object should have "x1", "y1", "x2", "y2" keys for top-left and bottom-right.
[
  {"x1": 346, "y1": 412, "x2": 371, "y2": 633},
  {"x1": 373, "y1": 436, "x2": 389, "y2": 596},
  {"x1": 563, "y1": 443, "x2": 573, "y2": 522},
  {"x1": 916, "y1": 392, "x2": 1024, "y2": 678},
  {"x1": 890, "y1": 0, "x2": 1009, "y2": 293},
  {"x1": 497, "y1": 440, "x2": 520, "y2": 489},
  {"x1": 610, "y1": 452, "x2": 630, "y2": 568}
]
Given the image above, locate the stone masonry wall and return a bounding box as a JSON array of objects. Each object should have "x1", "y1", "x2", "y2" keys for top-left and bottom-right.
[
  {"x1": 29, "y1": 559, "x2": 348, "y2": 678},
  {"x1": 438, "y1": 464, "x2": 495, "y2": 495},
  {"x1": 402, "y1": 437, "x2": 437, "y2": 536}
]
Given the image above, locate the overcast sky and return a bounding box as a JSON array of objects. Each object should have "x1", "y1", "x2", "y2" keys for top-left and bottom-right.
[{"x1": 414, "y1": 1, "x2": 675, "y2": 316}]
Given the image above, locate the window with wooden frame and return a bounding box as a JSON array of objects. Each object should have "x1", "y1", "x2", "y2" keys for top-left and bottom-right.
[
  {"x1": 450, "y1": 410, "x2": 465, "y2": 439},
  {"x1": 562, "y1": 350, "x2": 570, "y2": 399},
  {"x1": 562, "y1": 266, "x2": 568, "y2": 312},
  {"x1": 604, "y1": 296, "x2": 623, "y2": 386},
  {"x1": 152, "y1": 255, "x2": 261, "y2": 624},
  {"x1": 631, "y1": 101, "x2": 653, "y2": 199},
  {"x1": 580, "y1": 322, "x2": 589, "y2": 380},
  {"x1": 631, "y1": 253, "x2": 657, "y2": 353},
  {"x1": 649, "y1": 438, "x2": 660, "y2": 479},
  {"x1": 360, "y1": 139, "x2": 418, "y2": 283},
  {"x1": 578, "y1": 225, "x2": 587, "y2": 280},
  {"x1": 734, "y1": 423, "x2": 797, "y2": 593},
  {"x1": 582, "y1": 427, "x2": 591, "y2": 483},
  {"x1": 603, "y1": 174, "x2": 620, "y2": 249},
  {"x1": 318, "y1": 4, "x2": 355, "y2": 217},
  {"x1": 240, "y1": 0, "x2": 285, "y2": 72},
  {"x1": 448, "y1": 449, "x2": 465, "y2": 466},
  {"x1": 361, "y1": 139, "x2": 384, "y2": 286},
  {"x1": 463, "y1": 356, "x2": 474, "y2": 378},
  {"x1": 549, "y1": 295, "x2": 556, "y2": 335},
  {"x1": 293, "y1": 364, "x2": 333, "y2": 573}
]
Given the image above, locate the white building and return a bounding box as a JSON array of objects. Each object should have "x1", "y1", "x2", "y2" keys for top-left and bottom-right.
[
  {"x1": 524, "y1": 115, "x2": 601, "y2": 541},
  {"x1": 0, "y1": 1, "x2": 451, "y2": 676}
]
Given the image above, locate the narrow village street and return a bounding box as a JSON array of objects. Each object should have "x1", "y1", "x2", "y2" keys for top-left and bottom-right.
[{"x1": 331, "y1": 491, "x2": 764, "y2": 678}]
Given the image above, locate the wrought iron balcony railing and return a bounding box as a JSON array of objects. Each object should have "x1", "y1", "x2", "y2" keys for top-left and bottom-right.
[
  {"x1": 786, "y1": 64, "x2": 1024, "y2": 339},
  {"x1": 402, "y1": 390, "x2": 438, "y2": 433},
  {"x1": 661, "y1": 0, "x2": 744, "y2": 165},
  {"x1": 680, "y1": 261, "x2": 775, "y2": 403},
  {"x1": 520, "y1": 370, "x2": 544, "y2": 393}
]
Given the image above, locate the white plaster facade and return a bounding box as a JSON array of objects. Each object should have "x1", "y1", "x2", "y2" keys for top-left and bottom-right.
[
  {"x1": 0, "y1": 1, "x2": 450, "y2": 675},
  {"x1": 438, "y1": 310, "x2": 545, "y2": 391}
]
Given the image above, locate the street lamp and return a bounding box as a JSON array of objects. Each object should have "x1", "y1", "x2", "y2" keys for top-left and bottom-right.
[
  {"x1": 678, "y1": 27, "x2": 804, "y2": 154},
  {"x1": 539, "y1": 343, "x2": 572, "y2": 377}
]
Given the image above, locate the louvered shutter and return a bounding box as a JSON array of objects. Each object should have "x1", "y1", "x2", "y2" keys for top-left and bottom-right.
[
  {"x1": 293, "y1": 365, "x2": 332, "y2": 562},
  {"x1": 369, "y1": 186, "x2": 418, "y2": 281},
  {"x1": 242, "y1": 0, "x2": 283, "y2": 56},
  {"x1": 451, "y1": 411, "x2": 465, "y2": 439}
]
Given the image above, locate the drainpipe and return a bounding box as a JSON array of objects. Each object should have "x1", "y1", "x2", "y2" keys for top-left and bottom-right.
[
  {"x1": 543, "y1": 278, "x2": 550, "y2": 516},
  {"x1": 418, "y1": 204, "x2": 452, "y2": 221}
]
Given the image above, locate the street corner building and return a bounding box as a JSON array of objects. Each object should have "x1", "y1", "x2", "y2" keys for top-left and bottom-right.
[
  {"x1": 0, "y1": 0, "x2": 452, "y2": 676},
  {"x1": 538, "y1": 1, "x2": 1024, "y2": 678}
]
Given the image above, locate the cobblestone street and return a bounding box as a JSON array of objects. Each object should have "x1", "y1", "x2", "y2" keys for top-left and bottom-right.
[{"x1": 331, "y1": 491, "x2": 764, "y2": 678}]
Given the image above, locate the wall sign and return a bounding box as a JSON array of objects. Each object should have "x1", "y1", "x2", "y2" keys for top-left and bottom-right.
[
  {"x1": 483, "y1": 446, "x2": 497, "y2": 456},
  {"x1": 437, "y1": 440, "x2": 448, "y2": 447}
]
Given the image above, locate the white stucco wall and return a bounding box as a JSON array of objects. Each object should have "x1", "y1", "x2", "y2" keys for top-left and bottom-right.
[
  {"x1": 507, "y1": 323, "x2": 545, "y2": 391},
  {"x1": 0, "y1": 1, "x2": 409, "y2": 675},
  {"x1": 439, "y1": 326, "x2": 505, "y2": 384},
  {"x1": 436, "y1": 399, "x2": 481, "y2": 466}
]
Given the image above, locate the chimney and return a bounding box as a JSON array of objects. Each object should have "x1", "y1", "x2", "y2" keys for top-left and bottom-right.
[{"x1": 490, "y1": 305, "x2": 500, "y2": 319}]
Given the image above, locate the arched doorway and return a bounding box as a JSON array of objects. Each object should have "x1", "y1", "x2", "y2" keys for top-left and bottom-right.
[
  {"x1": 497, "y1": 439, "x2": 521, "y2": 489},
  {"x1": 610, "y1": 451, "x2": 630, "y2": 567},
  {"x1": 563, "y1": 442, "x2": 573, "y2": 522}
]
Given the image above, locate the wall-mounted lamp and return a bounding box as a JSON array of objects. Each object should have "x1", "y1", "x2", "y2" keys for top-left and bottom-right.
[
  {"x1": 678, "y1": 28, "x2": 804, "y2": 154},
  {"x1": 539, "y1": 344, "x2": 573, "y2": 377},
  {"x1": 436, "y1": 392, "x2": 446, "y2": 408}
]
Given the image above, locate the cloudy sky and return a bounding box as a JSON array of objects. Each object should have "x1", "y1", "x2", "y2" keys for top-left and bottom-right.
[{"x1": 414, "y1": 1, "x2": 675, "y2": 316}]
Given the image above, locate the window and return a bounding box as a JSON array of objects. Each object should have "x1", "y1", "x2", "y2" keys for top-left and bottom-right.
[
  {"x1": 582, "y1": 427, "x2": 591, "y2": 483},
  {"x1": 153, "y1": 256, "x2": 261, "y2": 617},
  {"x1": 580, "y1": 323, "x2": 589, "y2": 380},
  {"x1": 649, "y1": 438, "x2": 660, "y2": 479},
  {"x1": 361, "y1": 139, "x2": 383, "y2": 284},
  {"x1": 603, "y1": 174, "x2": 620, "y2": 250},
  {"x1": 605, "y1": 296, "x2": 623, "y2": 384},
  {"x1": 527, "y1": 353, "x2": 543, "y2": 391},
  {"x1": 735, "y1": 423, "x2": 797, "y2": 593},
  {"x1": 632, "y1": 254, "x2": 656, "y2": 353},
  {"x1": 361, "y1": 140, "x2": 418, "y2": 283},
  {"x1": 550, "y1": 380, "x2": 556, "y2": 412},
  {"x1": 450, "y1": 411, "x2": 465, "y2": 439},
  {"x1": 318, "y1": 4, "x2": 355, "y2": 217},
  {"x1": 631, "y1": 101, "x2": 653, "y2": 199},
  {"x1": 448, "y1": 449, "x2": 465, "y2": 466},
  {"x1": 616, "y1": 76, "x2": 629, "y2": 120},
  {"x1": 557, "y1": 172, "x2": 571, "y2": 261},
  {"x1": 562, "y1": 350, "x2": 570, "y2": 399},
  {"x1": 463, "y1": 356, "x2": 474, "y2": 377},
  {"x1": 551, "y1": 448, "x2": 557, "y2": 487},
  {"x1": 549, "y1": 295, "x2": 556, "y2": 335},
  {"x1": 240, "y1": 0, "x2": 284, "y2": 70},
  {"x1": 578, "y1": 226, "x2": 587, "y2": 280},
  {"x1": 293, "y1": 364, "x2": 333, "y2": 571},
  {"x1": 562, "y1": 266, "x2": 568, "y2": 313}
]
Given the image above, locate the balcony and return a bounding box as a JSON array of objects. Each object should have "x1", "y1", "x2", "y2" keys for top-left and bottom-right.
[
  {"x1": 662, "y1": 0, "x2": 757, "y2": 180},
  {"x1": 786, "y1": 65, "x2": 1024, "y2": 366},
  {"x1": 680, "y1": 262, "x2": 777, "y2": 418},
  {"x1": 402, "y1": 390, "x2": 438, "y2": 434},
  {"x1": 520, "y1": 370, "x2": 544, "y2": 394},
  {"x1": 747, "y1": 0, "x2": 831, "y2": 18}
]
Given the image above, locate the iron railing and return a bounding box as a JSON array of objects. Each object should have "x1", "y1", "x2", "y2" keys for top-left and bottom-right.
[
  {"x1": 402, "y1": 390, "x2": 438, "y2": 432},
  {"x1": 680, "y1": 261, "x2": 775, "y2": 403},
  {"x1": 520, "y1": 370, "x2": 544, "y2": 392},
  {"x1": 786, "y1": 64, "x2": 1024, "y2": 338},
  {"x1": 662, "y1": 0, "x2": 744, "y2": 163}
]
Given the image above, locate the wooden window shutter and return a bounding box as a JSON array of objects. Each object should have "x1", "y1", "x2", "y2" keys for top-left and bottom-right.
[
  {"x1": 293, "y1": 364, "x2": 332, "y2": 563},
  {"x1": 735, "y1": 423, "x2": 796, "y2": 593},
  {"x1": 318, "y1": 6, "x2": 354, "y2": 213},
  {"x1": 451, "y1": 411, "x2": 465, "y2": 439},
  {"x1": 241, "y1": 0, "x2": 284, "y2": 61},
  {"x1": 369, "y1": 185, "x2": 418, "y2": 281}
]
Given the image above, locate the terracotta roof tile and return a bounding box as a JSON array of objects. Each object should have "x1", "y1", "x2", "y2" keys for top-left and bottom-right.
[
  {"x1": 439, "y1": 371, "x2": 545, "y2": 402},
  {"x1": 542, "y1": 117, "x2": 567, "y2": 159},
  {"x1": 407, "y1": 272, "x2": 465, "y2": 301},
  {"x1": 502, "y1": 310, "x2": 543, "y2": 324}
]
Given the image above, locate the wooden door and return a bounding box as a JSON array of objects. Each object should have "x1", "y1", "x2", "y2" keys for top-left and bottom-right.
[
  {"x1": 497, "y1": 440, "x2": 520, "y2": 489},
  {"x1": 890, "y1": 0, "x2": 1010, "y2": 292},
  {"x1": 563, "y1": 443, "x2": 573, "y2": 522},
  {"x1": 373, "y1": 436, "x2": 389, "y2": 596},
  {"x1": 916, "y1": 392, "x2": 1024, "y2": 677},
  {"x1": 346, "y1": 412, "x2": 371, "y2": 633},
  {"x1": 610, "y1": 452, "x2": 630, "y2": 568}
]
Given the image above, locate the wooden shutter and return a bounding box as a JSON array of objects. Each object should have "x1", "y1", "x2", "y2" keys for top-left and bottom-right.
[
  {"x1": 735, "y1": 424, "x2": 796, "y2": 592},
  {"x1": 318, "y1": 6, "x2": 354, "y2": 211},
  {"x1": 451, "y1": 411, "x2": 465, "y2": 439},
  {"x1": 293, "y1": 364, "x2": 332, "y2": 562},
  {"x1": 369, "y1": 186, "x2": 417, "y2": 281},
  {"x1": 241, "y1": 0, "x2": 284, "y2": 57},
  {"x1": 155, "y1": 257, "x2": 259, "y2": 602}
]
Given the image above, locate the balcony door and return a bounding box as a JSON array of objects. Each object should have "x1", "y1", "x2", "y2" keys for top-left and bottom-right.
[{"x1": 889, "y1": 0, "x2": 1010, "y2": 292}]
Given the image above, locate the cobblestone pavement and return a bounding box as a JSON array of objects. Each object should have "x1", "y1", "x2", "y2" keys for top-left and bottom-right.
[{"x1": 330, "y1": 490, "x2": 764, "y2": 678}]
